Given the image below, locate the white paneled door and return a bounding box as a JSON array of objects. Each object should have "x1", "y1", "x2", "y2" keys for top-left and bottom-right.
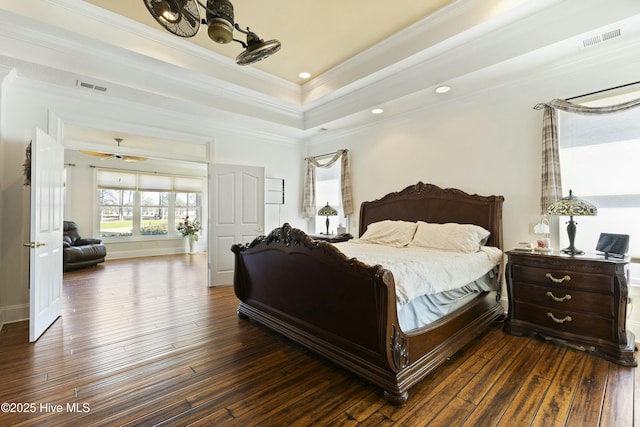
[
  {"x1": 209, "y1": 164, "x2": 264, "y2": 286},
  {"x1": 28, "y1": 128, "x2": 65, "y2": 342}
]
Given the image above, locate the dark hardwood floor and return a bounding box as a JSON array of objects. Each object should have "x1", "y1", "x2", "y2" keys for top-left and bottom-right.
[{"x1": 0, "y1": 254, "x2": 637, "y2": 426}]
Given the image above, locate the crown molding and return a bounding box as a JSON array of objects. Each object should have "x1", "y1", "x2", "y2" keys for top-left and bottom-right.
[
  {"x1": 300, "y1": 0, "x2": 559, "y2": 107},
  {"x1": 1, "y1": 0, "x2": 639, "y2": 141},
  {"x1": 302, "y1": 0, "x2": 640, "y2": 129},
  {"x1": 47, "y1": 0, "x2": 302, "y2": 103}
]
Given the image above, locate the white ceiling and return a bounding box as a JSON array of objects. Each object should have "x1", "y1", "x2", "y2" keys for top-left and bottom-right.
[
  {"x1": 83, "y1": 0, "x2": 457, "y2": 84},
  {"x1": 0, "y1": 0, "x2": 639, "y2": 151}
]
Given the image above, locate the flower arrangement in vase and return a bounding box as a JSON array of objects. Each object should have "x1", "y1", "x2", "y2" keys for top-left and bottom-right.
[{"x1": 177, "y1": 216, "x2": 201, "y2": 253}]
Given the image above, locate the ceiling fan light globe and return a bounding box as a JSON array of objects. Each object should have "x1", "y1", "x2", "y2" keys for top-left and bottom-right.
[
  {"x1": 207, "y1": 19, "x2": 234, "y2": 44},
  {"x1": 159, "y1": 0, "x2": 182, "y2": 24},
  {"x1": 154, "y1": 0, "x2": 174, "y2": 21},
  {"x1": 161, "y1": 11, "x2": 180, "y2": 23}
]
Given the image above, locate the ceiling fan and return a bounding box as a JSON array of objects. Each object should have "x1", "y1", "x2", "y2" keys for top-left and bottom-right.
[
  {"x1": 142, "y1": 0, "x2": 281, "y2": 65},
  {"x1": 80, "y1": 138, "x2": 147, "y2": 162}
]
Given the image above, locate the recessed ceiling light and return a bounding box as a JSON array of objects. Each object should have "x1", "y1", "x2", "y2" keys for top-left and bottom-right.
[
  {"x1": 435, "y1": 85, "x2": 451, "y2": 94},
  {"x1": 299, "y1": 72, "x2": 311, "y2": 79},
  {"x1": 371, "y1": 108, "x2": 384, "y2": 114}
]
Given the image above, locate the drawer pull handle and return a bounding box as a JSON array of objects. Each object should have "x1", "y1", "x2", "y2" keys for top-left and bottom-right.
[
  {"x1": 545, "y1": 273, "x2": 571, "y2": 284},
  {"x1": 547, "y1": 312, "x2": 572, "y2": 324},
  {"x1": 546, "y1": 291, "x2": 571, "y2": 302}
]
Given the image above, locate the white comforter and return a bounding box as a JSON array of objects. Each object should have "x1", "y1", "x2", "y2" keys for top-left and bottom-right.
[{"x1": 333, "y1": 241, "x2": 503, "y2": 306}]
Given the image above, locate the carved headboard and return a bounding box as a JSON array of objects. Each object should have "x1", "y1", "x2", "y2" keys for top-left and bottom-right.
[{"x1": 358, "y1": 182, "x2": 504, "y2": 249}]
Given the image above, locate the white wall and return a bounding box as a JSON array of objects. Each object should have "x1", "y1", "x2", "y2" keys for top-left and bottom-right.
[
  {"x1": 304, "y1": 50, "x2": 640, "y2": 339},
  {"x1": 0, "y1": 78, "x2": 304, "y2": 327},
  {"x1": 0, "y1": 80, "x2": 50, "y2": 326}
]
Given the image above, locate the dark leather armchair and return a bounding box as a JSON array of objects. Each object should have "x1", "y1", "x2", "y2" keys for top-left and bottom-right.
[{"x1": 63, "y1": 221, "x2": 107, "y2": 271}]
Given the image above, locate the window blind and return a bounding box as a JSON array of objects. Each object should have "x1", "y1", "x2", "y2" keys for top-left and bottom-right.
[
  {"x1": 97, "y1": 171, "x2": 136, "y2": 189},
  {"x1": 97, "y1": 170, "x2": 203, "y2": 192},
  {"x1": 174, "y1": 177, "x2": 203, "y2": 192},
  {"x1": 138, "y1": 174, "x2": 172, "y2": 191}
]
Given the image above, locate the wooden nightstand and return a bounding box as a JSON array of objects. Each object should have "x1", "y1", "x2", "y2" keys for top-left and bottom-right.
[{"x1": 504, "y1": 250, "x2": 637, "y2": 366}]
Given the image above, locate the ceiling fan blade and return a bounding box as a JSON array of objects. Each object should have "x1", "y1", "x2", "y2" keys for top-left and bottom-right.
[
  {"x1": 182, "y1": 8, "x2": 198, "y2": 27},
  {"x1": 121, "y1": 156, "x2": 148, "y2": 162},
  {"x1": 79, "y1": 150, "x2": 114, "y2": 159}
]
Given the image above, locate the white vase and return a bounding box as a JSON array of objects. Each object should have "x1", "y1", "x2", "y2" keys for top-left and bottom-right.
[{"x1": 187, "y1": 234, "x2": 196, "y2": 254}]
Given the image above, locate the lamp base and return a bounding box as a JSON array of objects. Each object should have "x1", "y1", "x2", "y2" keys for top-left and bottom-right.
[
  {"x1": 560, "y1": 247, "x2": 584, "y2": 256},
  {"x1": 562, "y1": 216, "x2": 583, "y2": 255}
]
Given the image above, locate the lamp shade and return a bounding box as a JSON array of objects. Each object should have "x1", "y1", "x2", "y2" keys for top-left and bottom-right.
[
  {"x1": 318, "y1": 203, "x2": 338, "y2": 217},
  {"x1": 547, "y1": 190, "x2": 597, "y2": 217},
  {"x1": 533, "y1": 218, "x2": 550, "y2": 235}
]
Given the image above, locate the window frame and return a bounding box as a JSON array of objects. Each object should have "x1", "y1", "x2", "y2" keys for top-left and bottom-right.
[
  {"x1": 96, "y1": 170, "x2": 203, "y2": 242},
  {"x1": 139, "y1": 190, "x2": 171, "y2": 236},
  {"x1": 313, "y1": 161, "x2": 345, "y2": 235}
]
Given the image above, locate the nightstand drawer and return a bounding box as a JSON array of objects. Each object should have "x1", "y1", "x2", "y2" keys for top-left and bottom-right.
[
  {"x1": 512, "y1": 264, "x2": 614, "y2": 294},
  {"x1": 514, "y1": 302, "x2": 615, "y2": 342},
  {"x1": 513, "y1": 282, "x2": 614, "y2": 317}
]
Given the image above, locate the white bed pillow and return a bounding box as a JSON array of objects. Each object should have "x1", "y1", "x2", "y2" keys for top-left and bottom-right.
[
  {"x1": 358, "y1": 220, "x2": 417, "y2": 247},
  {"x1": 410, "y1": 221, "x2": 490, "y2": 253}
]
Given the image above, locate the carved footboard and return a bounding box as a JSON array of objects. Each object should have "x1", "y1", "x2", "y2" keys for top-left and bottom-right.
[{"x1": 231, "y1": 223, "x2": 503, "y2": 405}]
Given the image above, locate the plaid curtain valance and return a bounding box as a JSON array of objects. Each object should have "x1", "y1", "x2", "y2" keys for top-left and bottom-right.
[
  {"x1": 539, "y1": 97, "x2": 640, "y2": 213},
  {"x1": 302, "y1": 149, "x2": 353, "y2": 220}
]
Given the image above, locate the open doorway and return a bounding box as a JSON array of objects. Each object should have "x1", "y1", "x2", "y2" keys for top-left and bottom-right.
[{"x1": 63, "y1": 149, "x2": 209, "y2": 261}]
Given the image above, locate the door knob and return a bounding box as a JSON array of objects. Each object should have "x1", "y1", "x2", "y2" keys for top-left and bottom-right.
[{"x1": 23, "y1": 242, "x2": 46, "y2": 248}]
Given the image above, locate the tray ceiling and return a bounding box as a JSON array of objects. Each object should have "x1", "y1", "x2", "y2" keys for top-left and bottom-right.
[{"x1": 83, "y1": 0, "x2": 455, "y2": 84}]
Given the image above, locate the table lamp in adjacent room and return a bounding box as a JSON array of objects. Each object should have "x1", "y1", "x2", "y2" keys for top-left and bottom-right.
[
  {"x1": 546, "y1": 190, "x2": 597, "y2": 255},
  {"x1": 318, "y1": 202, "x2": 338, "y2": 235}
]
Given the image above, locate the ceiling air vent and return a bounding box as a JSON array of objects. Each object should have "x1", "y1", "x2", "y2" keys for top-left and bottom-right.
[
  {"x1": 601, "y1": 28, "x2": 622, "y2": 41},
  {"x1": 76, "y1": 80, "x2": 108, "y2": 93},
  {"x1": 581, "y1": 28, "x2": 622, "y2": 48}
]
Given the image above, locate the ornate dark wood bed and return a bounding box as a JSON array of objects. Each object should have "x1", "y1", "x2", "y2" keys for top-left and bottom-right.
[{"x1": 231, "y1": 182, "x2": 505, "y2": 404}]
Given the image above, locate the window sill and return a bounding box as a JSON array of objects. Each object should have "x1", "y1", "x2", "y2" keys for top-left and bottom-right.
[{"x1": 101, "y1": 235, "x2": 187, "y2": 244}]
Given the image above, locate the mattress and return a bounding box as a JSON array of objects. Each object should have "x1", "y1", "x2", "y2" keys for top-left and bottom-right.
[
  {"x1": 332, "y1": 241, "x2": 502, "y2": 331},
  {"x1": 397, "y1": 271, "x2": 497, "y2": 331}
]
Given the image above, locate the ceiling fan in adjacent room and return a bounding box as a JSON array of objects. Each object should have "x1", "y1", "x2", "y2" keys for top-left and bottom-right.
[
  {"x1": 142, "y1": 0, "x2": 281, "y2": 65},
  {"x1": 80, "y1": 138, "x2": 147, "y2": 162}
]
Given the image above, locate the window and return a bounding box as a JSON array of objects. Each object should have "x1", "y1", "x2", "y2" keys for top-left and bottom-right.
[
  {"x1": 175, "y1": 192, "x2": 200, "y2": 223},
  {"x1": 557, "y1": 91, "x2": 640, "y2": 281},
  {"x1": 97, "y1": 170, "x2": 203, "y2": 239},
  {"x1": 314, "y1": 162, "x2": 344, "y2": 234},
  {"x1": 99, "y1": 189, "x2": 134, "y2": 237},
  {"x1": 140, "y1": 191, "x2": 170, "y2": 235}
]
